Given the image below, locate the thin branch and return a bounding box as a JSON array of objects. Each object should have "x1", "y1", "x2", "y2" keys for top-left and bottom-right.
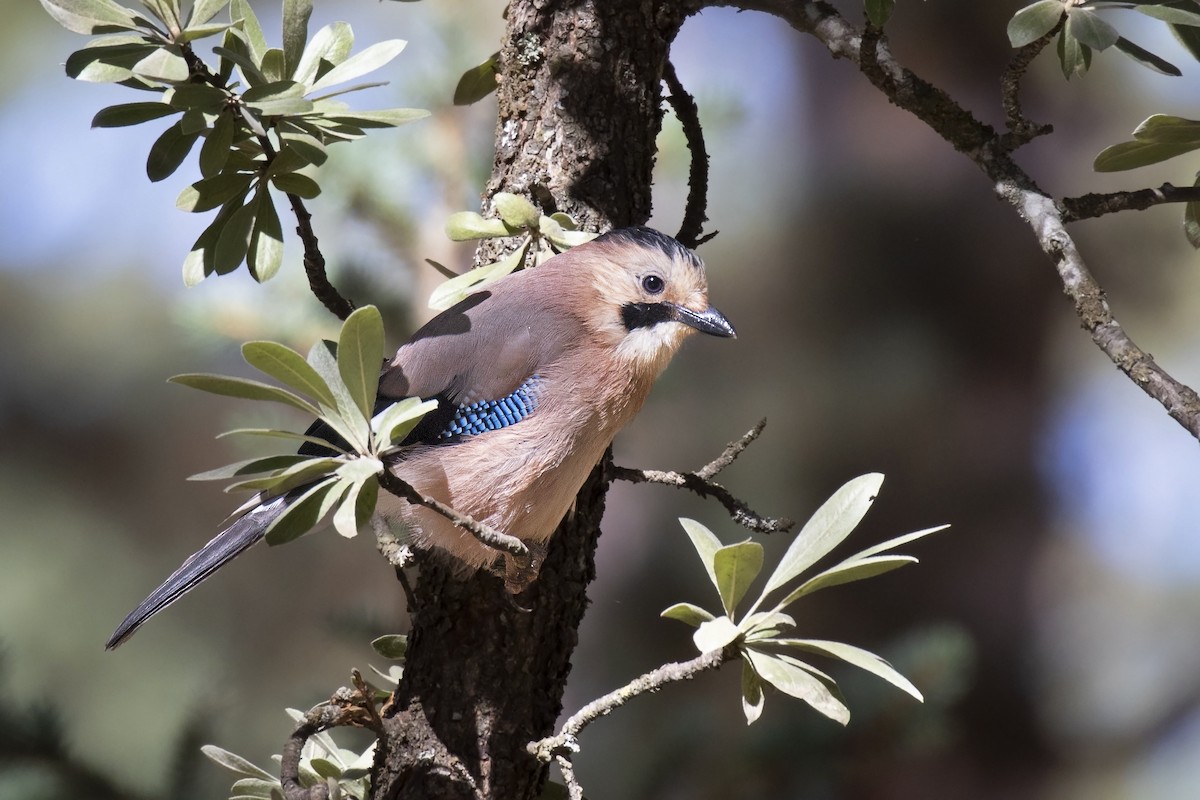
[
  {"x1": 662, "y1": 59, "x2": 715, "y2": 248},
  {"x1": 707, "y1": 0, "x2": 1200, "y2": 441},
  {"x1": 528, "y1": 645, "x2": 734, "y2": 764},
  {"x1": 999, "y1": 19, "x2": 1061, "y2": 150},
  {"x1": 377, "y1": 469, "x2": 532, "y2": 561},
  {"x1": 1062, "y1": 183, "x2": 1200, "y2": 222},
  {"x1": 555, "y1": 755, "x2": 584, "y2": 800},
  {"x1": 280, "y1": 686, "x2": 380, "y2": 800},
  {"x1": 610, "y1": 419, "x2": 794, "y2": 534}
]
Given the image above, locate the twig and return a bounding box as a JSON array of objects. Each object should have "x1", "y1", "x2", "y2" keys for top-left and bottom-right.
[
  {"x1": 662, "y1": 60, "x2": 715, "y2": 248},
  {"x1": 555, "y1": 755, "x2": 584, "y2": 800},
  {"x1": 377, "y1": 469, "x2": 532, "y2": 561},
  {"x1": 1062, "y1": 183, "x2": 1200, "y2": 222},
  {"x1": 999, "y1": 18, "x2": 1061, "y2": 149},
  {"x1": 280, "y1": 686, "x2": 380, "y2": 800},
  {"x1": 709, "y1": 0, "x2": 1200, "y2": 440},
  {"x1": 528, "y1": 646, "x2": 734, "y2": 763},
  {"x1": 610, "y1": 419, "x2": 794, "y2": 534}
]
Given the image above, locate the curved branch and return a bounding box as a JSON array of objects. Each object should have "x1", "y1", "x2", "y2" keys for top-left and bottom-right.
[
  {"x1": 705, "y1": 0, "x2": 1200, "y2": 440},
  {"x1": 662, "y1": 59, "x2": 714, "y2": 248},
  {"x1": 280, "y1": 681, "x2": 382, "y2": 800},
  {"x1": 609, "y1": 419, "x2": 794, "y2": 534}
]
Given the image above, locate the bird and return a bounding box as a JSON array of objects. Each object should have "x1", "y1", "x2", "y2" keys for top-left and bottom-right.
[{"x1": 106, "y1": 226, "x2": 735, "y2": 649}]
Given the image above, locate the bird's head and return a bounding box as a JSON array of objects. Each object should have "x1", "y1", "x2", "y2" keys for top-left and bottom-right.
[{"x1": 576, "y1": 226, "x2": 735, "y2": 374}]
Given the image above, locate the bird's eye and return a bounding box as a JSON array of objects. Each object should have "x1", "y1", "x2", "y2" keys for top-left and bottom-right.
[{"x1": 641, "y1": 274, "x2": 665, "y2": 294}]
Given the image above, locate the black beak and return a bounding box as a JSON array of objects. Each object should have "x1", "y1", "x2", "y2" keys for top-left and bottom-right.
[{"x1": 668, "y1": 303, "x2": 737, "y2": 338}]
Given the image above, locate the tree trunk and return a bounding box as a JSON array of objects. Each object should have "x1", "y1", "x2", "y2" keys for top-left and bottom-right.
[{"x1": 372, "y1": 3, "x2": 689, "y2": 798}]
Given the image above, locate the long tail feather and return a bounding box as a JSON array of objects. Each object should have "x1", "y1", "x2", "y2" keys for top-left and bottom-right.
[{"x1": 105, "y1": 496, "x2": 288, "y2": 649}]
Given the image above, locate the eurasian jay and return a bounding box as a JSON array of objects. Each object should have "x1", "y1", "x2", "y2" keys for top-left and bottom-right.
[{"x1": 106, "y1": 226, "x2": 735, "y2": 648}]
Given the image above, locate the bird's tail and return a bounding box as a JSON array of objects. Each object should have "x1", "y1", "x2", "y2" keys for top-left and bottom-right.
[{"x1": 105, "y1": 496, "x2": 288, "y2": 649}]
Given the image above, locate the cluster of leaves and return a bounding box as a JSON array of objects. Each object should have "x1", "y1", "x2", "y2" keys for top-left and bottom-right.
[
  {"x1": 1007, "y1": 0, "x2": 1200, "y2": 78},
  {"x1": 202, "y1": 637, "x2": 406, "y2": 800},
  {"x1": 177, "y1": 305, "x2": 435, "y2": 546},
  {"x1": 663, "y1": 474, "x2": 948, "y2": 725},
  {"x1": 39, "y1": 0, "x2": 427, "y2": 285},
  {"x1": 432, "y1": 194, "x2": 595, "y2": 310}
]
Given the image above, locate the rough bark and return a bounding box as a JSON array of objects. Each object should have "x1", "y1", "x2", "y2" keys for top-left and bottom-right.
[{"x1": 373, "y1": 2, "x2": 689, "y2": 798}]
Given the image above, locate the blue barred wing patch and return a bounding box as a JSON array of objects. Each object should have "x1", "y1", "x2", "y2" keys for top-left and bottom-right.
[{"x1": 438, "y1": 376, "x2": 542, "y2": 440}]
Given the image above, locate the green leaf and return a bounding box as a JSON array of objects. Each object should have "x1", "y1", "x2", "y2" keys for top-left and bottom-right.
[
  {"x1": 243, "y1": 341, "x2": 335, "y2": 407},
  {"x1": 693, "y1": 616, "x2": 740, "y2": 653},
  {"x1": 743, "y1": 648, "x2": 850, "y2": 725},
  {"x1": 1172, "y1": 21, "x2": 1200, "y2": 61},
  {"x1": 264, "y1": 477, "x2": 338, "y2": 545},
  {"x1": 188, "y1": 454, "x2": 311, "y2": 481},
  {"x1": 540, "y1": 216, "x2": 596, "y2": 250},
  {"x1": 371, "y1": 634, "x2": 408, "y2": 660},
  {"x1": 372, "y1": 397, "x2": 438, "y2": 451},
  {"x1": 445, "y1": 211, "x2": 511, "y2": 241},
  {"x1": 1007, "y1": 0, "x2": 1063, "y2": 47},
  {"x1": 39, "y1": 0, "x2": 137, "y2": 35},
  {"x1": 1093, "y1": 139, "x2": 1200, "y2": 171},
  {"x1": 226, "y1": 456, "x2": 342, "y2": 494},
  {"x1": 309, "y1": 39, "x2": 408, "y2": 94},
  {"x1": 278, "y1": 128, "x2": 328, "y2": 166},
  {"x1": 260, "y1": 47, "x2": 285, "y2": 83},
  {"x1": 140, "y1": 0, "x2": 180, "y2": 30},
  {"x1": 294, "y1": 21, "x2": 354, "y2": 85},
  {"x1": 1185, "y1": 173, "x2": 1200, "y2": 249},
  {"x1": 453, "y1": 52, "x2": 499, "y2": 105},
  {"x1": 132, "y1": 46, "x2": 190, "y2": 82},
  {"x1": 1132, "y1": 114, "x2": 1200, "y2": 144},
  {"x1": 182, "y1": 190, "x2": 250, "y2": 285},
  {"x1": 783, "y1": 555, "x2": 917, "y2": 605},
  {"x1": 243, "y1": 80, "x2": 313, "y2": 116},
  {"x1": 679, "y1": 517, "x2": 722, "y2": 594},
  {"x1": 178, "y1": 21, "x2": 231, "y2": 43},
  {"x1": 427, "y1": 243, "x2": 527, "y2": 311},
  {"x1": 338, "y1": 305, "x2": 385, "y2": 421},
  {"x1": 660, "y1": 602, "x2": 716, "y2": 628},
  {"x1": 169, "y1": 373, "x2": 321, "y2": 415},
  {"x1": 776, "y1": 639, "x2": 923, "y2": 701},
  {"x1": 92, "y1": 101, "x2": 178, "y2": 127},
  {"x1": 1134, "y1": 3, "x2": 1200, "y2": 25},
  {"x1": 308, "y1": 340, "x2": 370, "y2": 452},
  {"x1": 864, "y1": 0, "x2": 894, "y2": 28},
  {"x1": 66, "y1": 42, "x2": 154, "y2": 82},
  {"x1": 146, "y1": 119, "x2": 200, "y2": 181},
  {"x1": 248, "y1": 189, "x2": 284, "y2": 282},
  {"x1": 213, "y1": 43, "x2": 269, "y2": 87},
  {"x1": 198, "y1": 113, "x2": 236, "y2": 177},
  {"x1": 1112, "y1": 36, "x2": 1182, "y2": 75},
  {"x1": 1058, "y1": 26, "x2": 1093, "y2": 79},
  {"x1": 188, "y1": 0, "x2": 229, "y2": 27},
  {"x1": 739, "y1": 611, "x2": 796, "y2": 640},
  {"x1": 714, "y1": 540, "x2": 764, "y2": 617},
  {"x1": 849, "y1": 524, "x2": 951, "y2": 561},
  {"x1": 1066, "y1": 8, "x2": 1118, "y2": 51},
  {"x1": 213, "y1": 200, "x2": 256, "y2": 274},
  {"x1": 323, "y1": 108, "x2": 430, "y2": 128},
  {"x1": 270, "y1": 172, "x2": 321, "y2": 198},
  {"x1": 176, "y1": 172, "x2": 253, "y2": 212},
  {"x1": 759, "y1": 473, "x2": 884, "y2": 599},
  {"x1": 228, "y1": 777, "x2": 279, "y2": 798},
  {"x1": 165, "y1": 82, "x2": 228, "y2": 112},
  {"x1": 215, "y1": 427, "x2": 345, "y2": 454},
  {"x1": 741, "y1": 659, "x2": 765, "y2": 725},
  {"x1": 493, "y1": 192, "x2": 540, "y2": 230},
  {"x1": 332, "y1": 470, "x2": 379, "y2": 538},
  {"x1": 282, "y1": 0, "x2": 312, "y2": 80},
  {"x1": 201, "y1": 745, "x2": 277, "y2": 781},
  {"x1": 230, "y1": 0, "x2": 266, "y2": 62}
]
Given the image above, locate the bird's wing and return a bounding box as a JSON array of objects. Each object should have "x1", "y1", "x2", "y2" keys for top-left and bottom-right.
[{"x1": 379, "y1": 276, "x2": 580, "y2": 443}]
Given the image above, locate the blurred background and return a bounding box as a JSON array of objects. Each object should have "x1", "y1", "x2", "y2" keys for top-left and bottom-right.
[{"x1": 4, "y1": 1, "x2": 1200, "y2": 798}]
